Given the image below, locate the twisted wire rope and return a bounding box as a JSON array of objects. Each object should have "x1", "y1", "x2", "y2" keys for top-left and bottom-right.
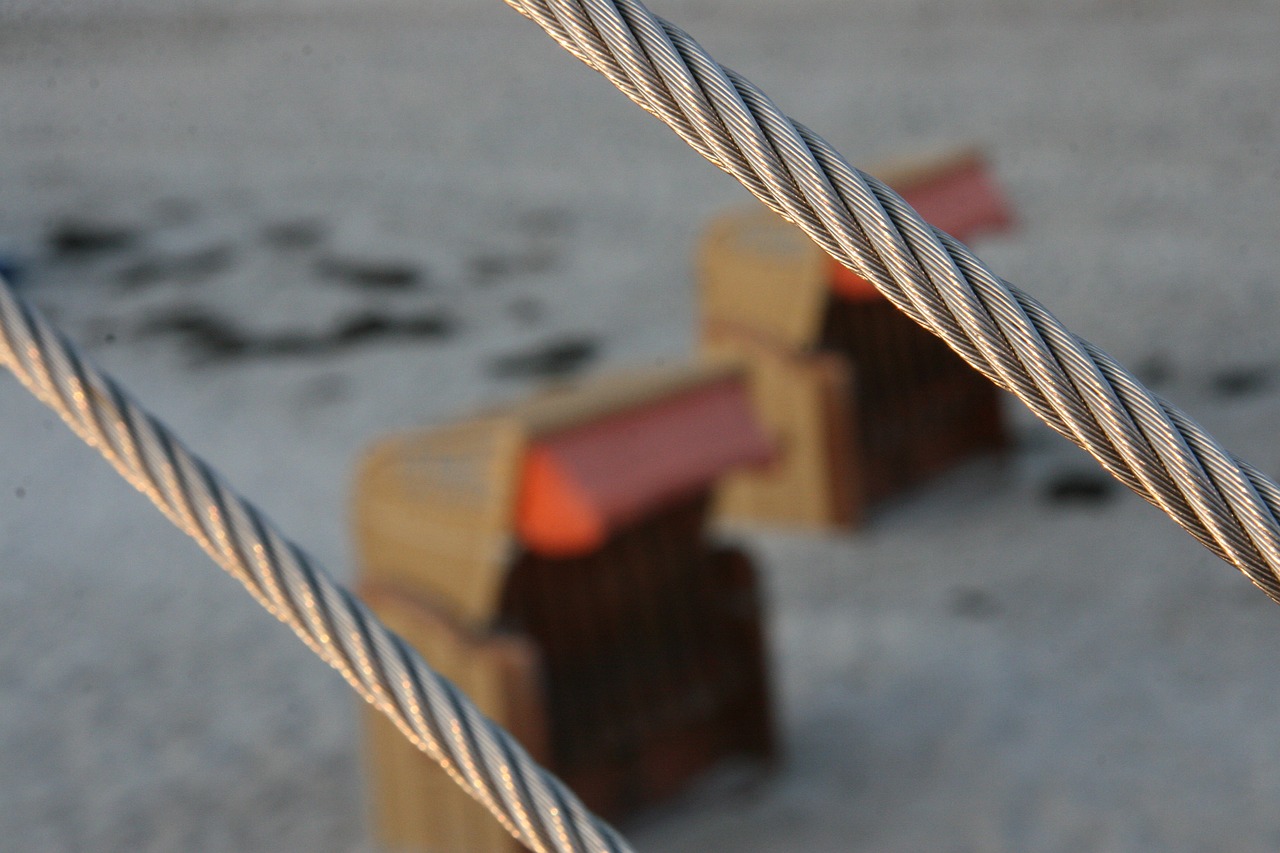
[
  {"x1": 504, "y1": 0, "x2": 1280, "y2": 603},
  {"x1": 4, "y1": 1, "x2": 1280, "y2": 850},
  {"x1": 0, "y1": 275, "x2": 630, "y2": 853}
]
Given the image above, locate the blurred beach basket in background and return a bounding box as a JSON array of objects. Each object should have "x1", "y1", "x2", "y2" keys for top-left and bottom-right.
[
  {"x1": 352, "y1": 363, "x2": 777, "y2": 852},
  {"x1": 698, "y1": 144, "x2": 1016, "y2": 529}
]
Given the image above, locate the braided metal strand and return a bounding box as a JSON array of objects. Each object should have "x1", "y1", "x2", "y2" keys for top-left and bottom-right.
[
  {"x1": 503, "y1": 0, "x2": 1280, "y2": 603},
  {"x1": 0, "y1": 274, "x2": 631, "y2": 853}
]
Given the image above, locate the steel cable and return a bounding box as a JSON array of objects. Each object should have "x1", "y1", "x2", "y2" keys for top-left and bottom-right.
[
  {"x1": 504, "y1": 0, "x2": 1280, "y2": 603},
  {"x1": 0, "y1": 275, "x2": 631, "y2": 853},
  {"x1": 5, "y1": 2, "x2": 1280, "y2": 851}
]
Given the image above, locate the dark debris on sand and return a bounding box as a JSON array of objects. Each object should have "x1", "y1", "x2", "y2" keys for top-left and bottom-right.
[
  {"x1": 47, "y1": 219, "x2": 138, "y2": 256},
  {"x1": 1210, "y1": 364, "x2": 1272, "y2": 399},
  {"x1": 138, "y1": 306, "x2": 457, "y2": 364},
  {"x1": 1042, "y1": 470, "x2": 1115, "y2": 507},
  {"x1": 488, "y1": 335, "x2": 599, "y2": 379},
  {"x1": 314, "y1": 256, "x2": 424, "y2": 290}
]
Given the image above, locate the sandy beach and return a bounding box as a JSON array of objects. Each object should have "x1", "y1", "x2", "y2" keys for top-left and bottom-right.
[{"x1": 3, "y1": 0, "x2": 1280, "y2": 849}]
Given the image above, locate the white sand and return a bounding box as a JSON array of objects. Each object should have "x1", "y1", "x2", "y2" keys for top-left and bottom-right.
[{"x1": 2, "y1": 0, "x2": 1279, "y2": 850}]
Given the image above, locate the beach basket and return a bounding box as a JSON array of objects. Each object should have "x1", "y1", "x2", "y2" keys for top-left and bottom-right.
[
  {"x1": 697, "y1": 145, "x2": 1015, "y2": 528},
  {"x1": 352, "y1": 363, "x2": 777, "y2": 851}
]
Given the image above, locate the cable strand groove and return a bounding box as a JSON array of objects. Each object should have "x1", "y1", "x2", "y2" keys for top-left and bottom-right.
[
  {"x1": 0, "y1": 272, "x2": 631, "y2": 853},
  {"x1": 503, "y1": 0, "x2": 1280, "y2": 603}
]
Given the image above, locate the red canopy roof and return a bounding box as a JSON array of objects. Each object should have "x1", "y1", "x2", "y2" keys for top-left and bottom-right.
[{"x1": 515, "y1": 376, "x2": 773, "y2": 556}]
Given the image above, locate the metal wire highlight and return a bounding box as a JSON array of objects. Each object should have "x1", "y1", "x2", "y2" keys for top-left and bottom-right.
[
  {"x1": 504, "y1": 0, "x2": 1280, "y2": 603},
  {"x1": 0, "y1": 275, "x2": 630, "y2": 853}
]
